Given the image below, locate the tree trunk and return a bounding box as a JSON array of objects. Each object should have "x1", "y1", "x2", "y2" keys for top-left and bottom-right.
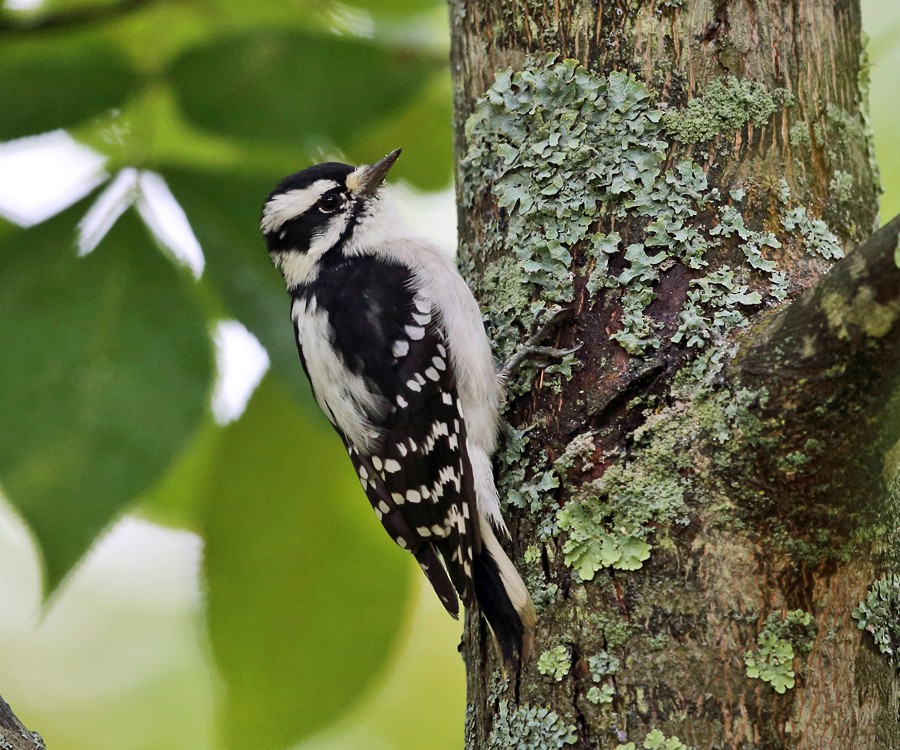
[
  {"x1": 450, "y1": 1, "x2": 900, "y2": 747},
  {"x1": 0, "y1": 695, "x2": 45, "y2": 750}
]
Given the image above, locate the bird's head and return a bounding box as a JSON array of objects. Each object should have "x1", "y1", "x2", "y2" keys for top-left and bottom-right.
[{"x1": 261, "y1": 149, "x2": 402, "y2": 287}]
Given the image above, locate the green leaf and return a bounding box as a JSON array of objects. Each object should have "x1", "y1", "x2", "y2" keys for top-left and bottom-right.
[
  {"x1": 342, "y1": 0, "x2": 444, "y2": 15},
  {"x1": 0, "y1": 207, "x2": 213, "y2": 591},
  {"x1": 0, "y1": 40, "x2": 138, "y2": 141},
  {"x1": 136, "y1": 417, "x2": 220, "y2": 531},
  {"x1": 349, "y1": 73, "x2": 453, "y2": 191},
  {"x1": 168, "y1": 31, "x2": 434, "y2": 148},
  {"x1": 202, "y1": 379, "x2": 412, "y2": 749}
]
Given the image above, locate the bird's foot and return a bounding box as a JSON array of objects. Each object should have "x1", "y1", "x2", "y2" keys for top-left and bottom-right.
[{"x1": 499, "y1": 307, "x2": 580, "y2": 380}]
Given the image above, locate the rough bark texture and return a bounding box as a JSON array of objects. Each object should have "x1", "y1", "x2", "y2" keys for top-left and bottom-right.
[
  {"x1": 0, "y1": 695, "x2": 46, "y2": 750},
  {"x1": 450, "y1": 1, "x2": 899, "y2": 748}
]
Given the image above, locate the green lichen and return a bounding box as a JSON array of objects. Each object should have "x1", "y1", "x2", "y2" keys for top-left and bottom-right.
[
  {"x1": 819, "y1": 286, "x2": 900, "y2": 341},
  {"x1": 664, "y1": 76, "x2": 792, "y2": 144},
  {"x1": 744, "y1": 609, "x2": 816, "y2": 694},
  {"x1": 531, "y1": 579, "x2": 560, "y2": 610},
  {"x1": 789, "y1": 121, "x2": 811, "y2": 149},
  {"x1": 777, "y1": 178, "x2": 845, "y2": 261},
  {"x1": 462, "y1": 58, "x2": 800, "y2": 364},
  {"x1": 585, "y1": 231, "x2": 621, "y2": 296},
  {"x1": 463, "y1": 58, "x2": 844, "y2": 584},
  {"x1": 744, "y1": 634, "x2": 796, "y2": 693},
  {"x1": 588, "y1": 650, "x2": 620, "y2": 678},
  {"x1": 616, "y1": 729, "x2": 693, "y2": 750},
  {"x1": 829, "y1": 170, "x2": 854, "y2": 204},
  {"x1": 462, "y1": 59, "x2": 626, "y2": 364},
  {"x1": 478, "y1": 257, "x2": 533, "y2": 369},
  {"x1": 782, "y1": 207, "x2": 844, "y2": 260},
  {"x1": 462, "y1": 58, "x2": 675, "y2": 360},
  {"x1": 853, "y1": 575, "x2": 900, "y2": 661},
  {"x1": 537, "y1": 644, "x2": 571, "y2": 681},
  {"x1": 486, "y1": 701, "x2": 577, "y2": 749},
  {"x1": 585, "y1": 650, "x2": 619, "y2": 704},
  {"x1": 592, "y1": 611, "x2": 634, "y2": 649},
  {"x1": 557, "y1": 413, "x2": 691, "y2": 578},
  {"x1": 557, "y1": 359, "x2": 768, "y2": 578},
  {"x1": 813, "y1": 93, "x2": 879, "y2": 237},
  {"x1": 497, "y1": 424, "x2": 559, "y2": 524},
  {"x1": 557, "y1": 498, "x2": 653, "y2": 577},
  {"x1": 777, "y1": 450, "x2": 811, "y2": 474},
  {"x1": 586, "y1": 684, "x2": 615, "y2": 704},
  {"x1": 672, "y1": 266, "x2": 763, "y2": 348},
  {"x1": 555, "y1": 432, "x2": 597, "y2": 475},
  {"x1": 777, "y1": 178, "x2": 791, "y2": 204},
  {"x1": 710, "y1": 205, "x2": 780, "y2": 273},
  {"x1": 611, "y1": 159, "x2": 720, "y2": 354},
  {"x1": 824, "y1": 102, "x2": 867, "y2": 148},
  {"x1": 521, "y1": 543, "x2": 559, "y2": 610}
]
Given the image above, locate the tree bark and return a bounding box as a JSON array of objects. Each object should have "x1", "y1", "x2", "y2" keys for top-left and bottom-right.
[
  {"x1": 0, "y1": 695, "x2": 46, "y2": 750},
  {"x1": 450, "y1": 0, "x2": 898, "y2": 747}
]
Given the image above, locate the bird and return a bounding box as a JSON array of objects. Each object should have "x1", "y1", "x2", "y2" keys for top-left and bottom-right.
[{"x1": 260, "y1": 148, "x2": 535, "y2": 668}]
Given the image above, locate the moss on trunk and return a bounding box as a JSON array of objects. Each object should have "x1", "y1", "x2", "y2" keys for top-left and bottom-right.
[{"x1": 451, "y1": 1, "x2": 899, "y2": 747}]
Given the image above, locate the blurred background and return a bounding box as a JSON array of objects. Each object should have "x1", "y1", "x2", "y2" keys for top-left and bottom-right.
[{"x1": 0, "y1": 1, "x2": 896, "y2": 749}]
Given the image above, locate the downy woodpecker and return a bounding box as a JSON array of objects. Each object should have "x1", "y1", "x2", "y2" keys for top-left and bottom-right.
[{"x1": 260, "y1": 149, "x2": 535, "y2": 667}]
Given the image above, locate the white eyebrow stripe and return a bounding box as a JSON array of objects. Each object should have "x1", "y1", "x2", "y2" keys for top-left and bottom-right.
[{"x1": 260, "y1": 179, "x2": 339, "y2": 232}]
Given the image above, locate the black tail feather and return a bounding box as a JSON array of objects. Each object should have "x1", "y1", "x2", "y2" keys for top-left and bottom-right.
[
  {"x1": 473, "y1": 545, "x2": 526, "y2": 667},
  {"x1": 415, "y1": 545, "x2": 460, "y2": 618}
]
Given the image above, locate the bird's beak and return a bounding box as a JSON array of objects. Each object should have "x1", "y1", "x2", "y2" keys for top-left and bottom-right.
[{"x1": 352, "y1": 148, "x2": 402, "y2": 198}]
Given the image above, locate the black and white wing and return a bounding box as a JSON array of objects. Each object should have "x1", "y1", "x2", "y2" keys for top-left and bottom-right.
[{"x1": 298, "y1": 256, "x2": 480, "y2": 617}]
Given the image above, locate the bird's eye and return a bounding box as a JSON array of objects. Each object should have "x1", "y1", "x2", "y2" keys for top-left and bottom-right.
[{"x1": 318, "y1": 193, "x2": 343, "y2": 213}]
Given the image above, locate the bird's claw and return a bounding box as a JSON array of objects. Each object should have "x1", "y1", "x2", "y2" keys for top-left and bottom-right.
[{"x1": 499, "y1": 308, "x2": 580, "y2": 379}]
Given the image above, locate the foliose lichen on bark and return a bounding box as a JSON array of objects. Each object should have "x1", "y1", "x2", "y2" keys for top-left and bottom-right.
[
  {"x1": 556, "y1": 355, "x2": 764, "y2": 578},
  {"x1": 853, "y1": 575, "x2": 900, "y2": 662},
  {"x1": 662, "y1": 76, "x2": 793, "y2": 145},
  {"x1": 484, "y1": 700, "x2": 577, "y2": 749},
  {"x1": 460, "y1": 54, "x2": 856, "y2": 588},
  {"x1": 460, "y1": 56, "x2": 830, "y2": 376},
  {"x1": 615, "y1": 728, "x2": 693, "y2": 750},
  {"x1": 743, "y1": 609, "x2": 817, "y2": 693},
  {"x1": 536, "y1": 644, "x2": 572, "y2": 681}
]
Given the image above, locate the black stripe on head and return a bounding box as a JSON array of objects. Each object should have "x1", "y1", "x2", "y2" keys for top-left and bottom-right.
[
  {"x1": 262, "y1": 163, "x2": 356, "y2": 254},
  {"x1": 268, "y1": 162, "x2": 354, "y2": 198},
  {"x1": 265, "y1": 193, "x2": 342, "y2": 254}
]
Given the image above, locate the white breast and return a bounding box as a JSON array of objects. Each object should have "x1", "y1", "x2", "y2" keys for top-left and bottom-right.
[{"x1": 292, "y1": 296, "x2": 384, "y2": 451}]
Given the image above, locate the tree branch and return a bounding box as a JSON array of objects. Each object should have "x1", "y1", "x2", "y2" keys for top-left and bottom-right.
[
  {"x1": 0, "y1": 695, "x2": 45, "y2": 750},
  {"x1": 732, "y1": 214, "x2": 900, "y2": 540},
  {"x1": 739, "y1": 213, "x2": 900, "y2": 387}
]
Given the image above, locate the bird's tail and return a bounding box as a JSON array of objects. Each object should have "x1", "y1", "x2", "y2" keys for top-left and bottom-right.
[{"x1": 473, "y1": 516, "x2": 536, "y2": 670}]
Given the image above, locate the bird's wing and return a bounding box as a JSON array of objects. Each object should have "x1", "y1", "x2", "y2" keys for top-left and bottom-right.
[{"x1": 303, "y1": 256, "x2": 480, "y2": 616}]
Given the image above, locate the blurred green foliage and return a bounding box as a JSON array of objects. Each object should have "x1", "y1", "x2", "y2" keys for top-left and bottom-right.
[
  {"x1": 866, "y1": 0, "x2": 900, "y2": 220},
  {"x1": 0, "y1": 40, "x2": 137, "y2": 141},
  {"x1": 0, "y1": 0, "x2": 453, "y2": 748},
  {"x1": 0, "y1": 0, "x2": 896, "y2": 749},
  {"x1": 202, "y1": 379, "x2": 410, "y2": 748},
  {"x1": 0, "y1": 205, "x2": 212, "y2": 589}
]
